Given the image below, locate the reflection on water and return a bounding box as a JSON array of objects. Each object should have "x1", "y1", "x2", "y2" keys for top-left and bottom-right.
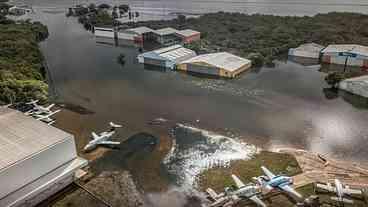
[{"x1": 164, "y1": 124, "x2": 257, "y2": 189}]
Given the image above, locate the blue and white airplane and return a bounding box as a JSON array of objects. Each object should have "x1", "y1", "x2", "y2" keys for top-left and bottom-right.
[{"x1": 256, "y1": 166, "x2": 303, "y2": 199}]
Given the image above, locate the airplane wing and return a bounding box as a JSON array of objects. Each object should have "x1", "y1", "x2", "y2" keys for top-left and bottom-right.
[
  {"x1": 279, "y1": 184, "x2": 302, "y2": 198},
  {"x1": 261, "y1": 166, "x2": 276, "y2": 179},
  {"x1": 231, "y1": 174, "x2": 245, "y2": 189},
  {"x1": 343, "y1": 188, "x2": 362, "y2": 195},
  {"x1": 316, "y1": 183, "x2": 336, "y2": 192},
  {"x1": 249, "y1": 195, "x2": 267, "y2": 207},
  {"x1": 92, "y1": 132, "x2": 100, "y2": 140},
  {"x1": 99, "y1": 141, "x2": 120, "y2": 145},
  {"x1": 48, "y1": 109, "x2": 61, "y2": 116},
  {"x1": 46, "y1": 104, "x2": 55, "y2": 110}
]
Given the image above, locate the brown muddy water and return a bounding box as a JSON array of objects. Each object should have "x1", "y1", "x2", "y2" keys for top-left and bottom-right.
[{"x1": 17, "y1": 3, "x2": 368, "y2": 207}]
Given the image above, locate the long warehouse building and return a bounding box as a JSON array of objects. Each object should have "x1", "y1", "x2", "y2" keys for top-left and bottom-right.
[
  {"x1": 321, "y1": 44, "x2": 368, "y2": 68},
  {"x1": 0, "y1": 107, "x2": 88, "y2": 207},
  {"x1": 177, "y1": 52, "x2": 252, "y2": 78}
]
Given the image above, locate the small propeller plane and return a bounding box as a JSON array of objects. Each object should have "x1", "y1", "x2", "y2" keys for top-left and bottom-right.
[
  {"x1": 83, "y1": 122, "x2": 122, "y2": 152},
  {"x1": 25, "y1": 100, "x2": 55, "y2": 115},
  {"x1": 206, "y1": 188, "x2": 240, "y2": 207},
  {"x1": 230, "y1": 174, "x2": 267, "y2": 207},
  {"x1": 316, "y1": 179, "x2": 362, "y2": 204},
  {"x1": 33, "y1": 109, "x2": 61, "y2": 125},
  {"x1": 255, "y1": 166, "x2": 303, "y2": 199}
]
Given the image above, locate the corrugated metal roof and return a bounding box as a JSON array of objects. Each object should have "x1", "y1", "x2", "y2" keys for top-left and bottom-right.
[
  {"x1": 175, "y1": 29, "x2": 200, "y2": 37},
  {"x1": 139, "y1": 45, "x2": 196, "y2": 63},
  {"x1": 293, "y1": 43, "x2": 325, "y2": 52},
  {"x1": 322, "y1": 44, "x2": 368, "y2": 56},
  {"x1": 153, "y1": 27, "x2": 178, "y2": 36},
  {"x1": 180, "y1": 52, "x2": 251, "y2": 72},
  {"x1": 127, "y1": 26, "x2": 154, "y2": 35},
  {"x1": 0, "y1": 108, "x2": 72, "y2": 171}
]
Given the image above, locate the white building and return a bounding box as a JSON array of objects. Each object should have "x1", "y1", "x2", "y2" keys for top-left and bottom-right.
[
  {"x1": 94, "y1": 27, "x2": 116, "y2": 44},
  {"x1": 0, "y1": 107, "x2": 87, "y2": 207},
  {"x1": 339, "y1": 75, "x2": 368, "y2": 98},
  {"x1": 321, "y1": 44, "x2": 368, "y2": 68},
  {"x1": 288, "y1": 43, "x2": 324, "y2": 59},
  {"x1": 138, "y1": 45, "x2": 197, "y2": 69},
  {"x1": 177, "y1": 52, "x2": 252, "y2": 78}
]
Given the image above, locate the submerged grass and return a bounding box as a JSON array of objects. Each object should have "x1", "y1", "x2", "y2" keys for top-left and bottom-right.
[{"x1": 197, "y1": 151, "x2": 301, "y2": 192}]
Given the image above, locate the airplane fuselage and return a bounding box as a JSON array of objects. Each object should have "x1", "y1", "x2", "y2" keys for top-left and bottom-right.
[
  {"x1": 266, "y1": 176, "x2": 293, "y2": 189},
  {"x1": 232, "y1": 185, "x2": 260, "y2": 198},
  {"x1": 335, "y1": 179, "x2": 344, "y2": 199},
  {"x1": 84, "y1": 131, "x2": 116, "y2": 151}
]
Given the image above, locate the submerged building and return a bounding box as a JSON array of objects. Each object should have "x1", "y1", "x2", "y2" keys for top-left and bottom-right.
[
  {"x1": 288, "y1": 43, "x2": 324, "y2": 59},
  {"x1": 117, "y1": 26, "x2": 155, "y2": 46},
  {"x1": 177, "y1": 52, "x2": 252, "y2": 78},
  {"x1": 0, "y1": 107, "x2": 88, "y2": 207},
  {"x1": 321, "y1": 44, "x2": 368, "y2": 68},
  {"x1": 339, "y1": 75, "x2": 368, "y2": 98},
  {"x1": 94, "y1": 27, "x2": 116, "y2": 44},
  {"x1": 138, "y1": 45, "x2": 197, "y2": 69}
]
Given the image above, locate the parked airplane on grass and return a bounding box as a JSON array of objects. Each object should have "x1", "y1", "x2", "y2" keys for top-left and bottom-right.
[
  {"x1": 316, "y1": 179, "x2": 362, "y2": 204},
  {"x1": 25, "y1": 100, "x2": 55, "y2": 115},
  {"x1": 255, "y1": 166, "x2": 303, "y2": 199},
  {"x1": 84, "y1": 122, "x2": 122, "y2": 152},
  {"x1": 230, "y1": 174, "x2": 267, "y2": 207}
]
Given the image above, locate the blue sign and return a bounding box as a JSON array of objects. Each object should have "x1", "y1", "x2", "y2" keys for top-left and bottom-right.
[{"x1": 339, "y1": 52, "x2": 357, "y2": 58}]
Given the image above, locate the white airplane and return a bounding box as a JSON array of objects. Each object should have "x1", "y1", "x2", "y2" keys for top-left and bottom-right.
[
  {"x1": 206, "y1": 188, "x2": 240, "y2": 207},
  {"x1": 255, "y1": 166, "x2": 303, "y2": 199},
  {"x1": 33, "y1": 109, "x2": 61, "y2": 124},
  {"x1": 25, "y1": 100, "x2": 55, "y2": 115},
  {"x1": 83, "y1": 122, "x2": 122, "y2": 152},
  {"x1": 316, "y1": 179, "x2": 362, "y2": 204},
  {"x1": 230, "y1": 174, "x2": 267, "y2": 207}
]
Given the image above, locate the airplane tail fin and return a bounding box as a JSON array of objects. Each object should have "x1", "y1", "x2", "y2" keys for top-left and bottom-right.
[
  {"x1": 110, "y1": 122, "x2": 122, "y2": 129},
  {"x1": 331, "y1": 197, "x2": 354, "y2": 204}
]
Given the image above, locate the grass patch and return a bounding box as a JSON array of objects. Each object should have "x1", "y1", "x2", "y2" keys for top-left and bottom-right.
[{"x1": 197, "y1": 151, "x2": 301, "y2": 192}]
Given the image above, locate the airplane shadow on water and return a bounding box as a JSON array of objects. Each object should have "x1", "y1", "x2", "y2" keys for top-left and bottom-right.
[{"x1": 90, "y1": 132, "x2": 159, "y2": 175}]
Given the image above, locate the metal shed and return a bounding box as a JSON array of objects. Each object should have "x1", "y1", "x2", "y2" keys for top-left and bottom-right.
[
  {"x1": 0, "y1": 108, "x2": 87, "y2": 207},
  {"x1": 177, "y1": 52, "x2": 252, "y2": 78},
  {"x1": 288, "y1": 43, "x2": 324, "y2": 59}
]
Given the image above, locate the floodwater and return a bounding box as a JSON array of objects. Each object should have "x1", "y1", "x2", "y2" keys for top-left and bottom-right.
[{"x1": 11, "y1": 1, "x2": 368, "y2": 206}]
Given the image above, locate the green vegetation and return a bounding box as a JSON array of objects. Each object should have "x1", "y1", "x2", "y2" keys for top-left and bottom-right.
[
  {"x1": 197, "y1": 151, "x2": 301, "y2": 192},
  {"x1": 0, "y1": 19, "x2": 49, "y2": 104},
  {"x1": 136, "y1": 12, "x2": 368, "y2": 66}
]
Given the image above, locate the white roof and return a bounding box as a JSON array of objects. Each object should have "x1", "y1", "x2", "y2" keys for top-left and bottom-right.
[
  {"x1": 176, "y1": 29, "x2": 200, "y2": 37},
  {"x1": 0, "y1": 108, "x2": 72, "y2": 171},
  {"x1": 153, "y1": 27, "x2": 178, "y2": 36},
  {"x1": 293, "y1": 43, "x2": 324, "y2": 52},
  {"x1": 127, "y1": 26, "x2": 154, "y2": 35},
  {"x1": 322, "y1": 44, "x2": 368, "y2": 56},
  {"x1": 181, "y1": 52, "x2": 251, "y2": 72},
  {"x1": 160, "y1": 47, "x2": 196, "y2": 62},
  {"x1": 153, "y1": 44, "x2": 183, "y2": 54}
]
